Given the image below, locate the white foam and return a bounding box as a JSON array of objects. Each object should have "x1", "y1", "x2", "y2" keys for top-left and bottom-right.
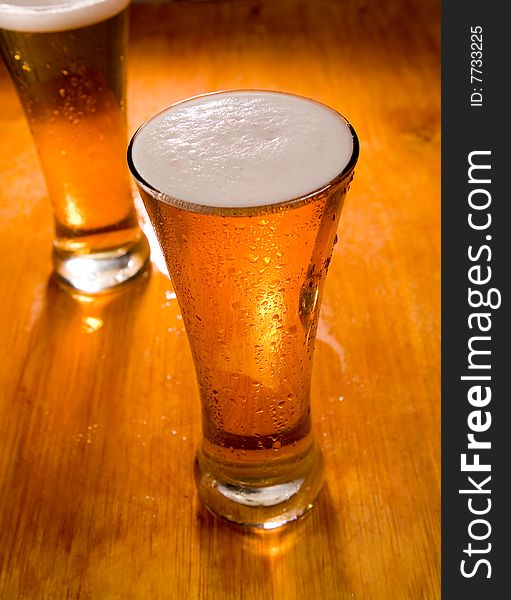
[
  {"x1": 131, "y1": 91, "x2": 356, "y2": 208},
  {"x1": 0, "y1": 0, "x2": 129, "y2": 32}
]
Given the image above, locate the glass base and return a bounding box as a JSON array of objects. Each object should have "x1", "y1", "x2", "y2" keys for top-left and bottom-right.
[
  {"x1": 195, "y1": 441, "x2": 324, "y2": 529},
  {"x1": 52, "y1": 233, "x2": 150, "y2": 293}
]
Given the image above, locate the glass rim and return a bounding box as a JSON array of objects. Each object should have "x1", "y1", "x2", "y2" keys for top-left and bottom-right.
[{"x1": 127, "y1": 89, "x2": 359, "y2": 217}]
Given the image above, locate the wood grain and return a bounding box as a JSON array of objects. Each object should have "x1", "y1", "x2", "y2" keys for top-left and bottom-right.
[{"x1": 0, "y1": 0, "x2": 440, "y2": 598}]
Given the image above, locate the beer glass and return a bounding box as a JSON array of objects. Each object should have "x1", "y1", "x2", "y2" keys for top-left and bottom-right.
[
  {"x1": 128, "y1": 91, "x2": 359, "y2": 528},
  {"x1": 0, "y1": 0, "x2": 149, "y2": 293}
]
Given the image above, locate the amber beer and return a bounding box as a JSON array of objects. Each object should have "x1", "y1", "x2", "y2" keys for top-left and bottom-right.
[
  {"x1": 129, "y1": 91, "x2": 359, "y2": 527},
  {"x1": 0, "y1": 0, "x2": 149, "y2": 292}
]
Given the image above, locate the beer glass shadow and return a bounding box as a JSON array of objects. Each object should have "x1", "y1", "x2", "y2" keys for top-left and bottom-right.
[
  {"x1": 0, "y1": 272, "x2": 150, "y2": 571},
  {"x1": 196, "y1": 483, "x2": 349, "y2": 598}
]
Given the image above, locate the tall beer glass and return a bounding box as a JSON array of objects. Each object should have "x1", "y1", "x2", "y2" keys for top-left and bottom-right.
[
  {"x1": 0, "y1": 0, "x2": 149, "y2": 293},
  {"x1": 128, "y1": 91, "x2": 359, "y2": 528}
]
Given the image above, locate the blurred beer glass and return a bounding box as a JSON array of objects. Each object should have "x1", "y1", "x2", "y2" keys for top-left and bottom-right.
[
  {"x1": 0, "y1": 0, "x2": 149, "y2": 292},
  {"x1": 128, "y1": 91, "x2": 359, "y2": 528}
]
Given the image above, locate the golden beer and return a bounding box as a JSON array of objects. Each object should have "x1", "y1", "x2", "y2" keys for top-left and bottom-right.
[
  {"x1": 0, "y1": 0, "x2": 149, "y2": 292},
  {"x1": 129, "y1": 91, "x2": 359, "y2": 527}
]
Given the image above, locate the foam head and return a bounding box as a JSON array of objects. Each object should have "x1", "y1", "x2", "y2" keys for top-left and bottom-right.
[
  {"x1": 0, "y1": 0, "x2": 129, "y2": 32},
  {"x1": 130, "y1": 91, "x2": 357, "y2": 209}
]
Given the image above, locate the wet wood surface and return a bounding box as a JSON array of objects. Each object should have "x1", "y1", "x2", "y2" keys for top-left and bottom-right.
[{"x1": 0, "y1": 0, "x2": 440, "y2": 598}]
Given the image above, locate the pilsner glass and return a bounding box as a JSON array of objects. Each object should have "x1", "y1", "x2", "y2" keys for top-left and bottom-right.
[
  {"x1": 0, "y1": 0, "x2": 149, "y2": 292},
  {"x1": 128, "y1": 91, "x2": 359, "y2": 528}
]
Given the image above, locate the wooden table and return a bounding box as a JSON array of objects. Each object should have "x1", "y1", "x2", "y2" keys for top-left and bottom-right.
[{"x1": 0, "y1": 1, "x2": 440, "y2": 597}]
